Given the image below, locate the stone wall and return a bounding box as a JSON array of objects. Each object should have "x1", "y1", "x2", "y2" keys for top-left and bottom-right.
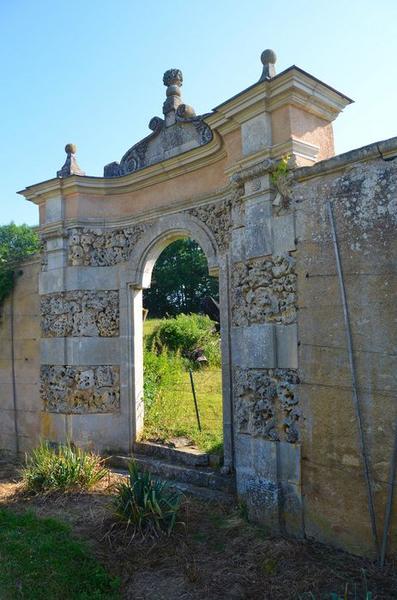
[
  {"x1": 292, "y1": 142, "x2": 397, "y2": 556},
  {"x1": 0, "y1": 258, "x2": 41, "y2": 455},
  {"x1": 3, "y1": 134, "x2": 397, "y2": 558}
]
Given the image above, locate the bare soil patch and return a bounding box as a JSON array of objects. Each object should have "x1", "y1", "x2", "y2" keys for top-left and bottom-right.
[{"x1": 0, "y1": 463, "x2": 396, "y2": 599}]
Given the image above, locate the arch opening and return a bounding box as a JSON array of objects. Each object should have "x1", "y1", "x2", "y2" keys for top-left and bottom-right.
[{"x1": 139, "y1": 236, "x2": 224, "y2": 457}]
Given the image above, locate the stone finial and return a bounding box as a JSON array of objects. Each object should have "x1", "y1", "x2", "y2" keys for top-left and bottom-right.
[
  {"x1": 56, "y1": 144, "x2": 86, "y2": 178},
  {"x1": 259, "y1": 49, "x2": 277, "y2": 81},
  {"x1": 163, "y1": 68, "x2": 183, "y2": 126}
]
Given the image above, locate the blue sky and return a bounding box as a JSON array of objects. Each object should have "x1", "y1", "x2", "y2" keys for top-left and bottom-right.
[{"x1": 1, "y1": 0, "x2": 396, "y2": 225}]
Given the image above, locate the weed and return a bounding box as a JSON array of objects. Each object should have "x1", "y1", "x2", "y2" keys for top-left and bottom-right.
[
  {"x1": 238, "y1": 501, "x2": 249, "y2": 522},
  {"x1": 113, "y1": 461, "x2": 181, "y2": 537},
  {"x1": 262, "y1": 557, "x2": 278, "y2": 576},
  {"x1": 21, "y1": 441, "x2": 108, "y2": 493}
]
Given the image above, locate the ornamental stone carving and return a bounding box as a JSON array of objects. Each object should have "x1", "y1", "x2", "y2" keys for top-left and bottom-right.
[
  {"x1": 104, "y1": 70, "x2": 212, "y2": 177},
  {"x1": 232, "y1": 255, "x2": 297, "y2": 326},
  {"x1": 187, "y1": 198, "x2": 233, "y2": 252},
  {"x1": 68, "y1": 225, "x2": 147, "y2": 267},
  {"x1": 41, "y1": 365, "x2": 120, "y2": 414},
  {"x1": 41, "y1": 291, "x2": 119, "y2": 337},
  {"x1": 234, "y1": 368, "x2": 300, "y2": 442}
]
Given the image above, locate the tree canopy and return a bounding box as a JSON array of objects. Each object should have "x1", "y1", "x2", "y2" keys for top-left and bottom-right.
[
  {"x1": 143, "y1": 239, "x2": 218, "y2": 317},
  {"x1": 0, "y1": 223, "x2": 40, "y2": 305}
]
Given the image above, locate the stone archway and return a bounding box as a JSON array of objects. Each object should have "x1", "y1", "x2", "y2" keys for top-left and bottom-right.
[{"x1": 120, "y1": 213, "x2": 234, "y2": 470}]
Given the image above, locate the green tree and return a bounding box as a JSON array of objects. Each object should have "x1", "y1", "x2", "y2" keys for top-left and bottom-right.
[
  {"x1": 143, "y1": 239, "x2": 218, "y2": 317},
  {"x1": 0, "y1": 223, "x2": 40, "y2": 305}
]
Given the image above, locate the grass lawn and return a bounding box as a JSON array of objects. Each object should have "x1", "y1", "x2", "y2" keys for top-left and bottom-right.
[
  {"x1": 142, "y1": 318, "x2": 223, "y2": 454},
  {"x1": 0, "y1": 508, "x2": 119, "y2": 600}
]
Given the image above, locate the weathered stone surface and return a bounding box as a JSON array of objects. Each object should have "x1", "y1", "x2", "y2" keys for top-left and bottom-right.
[
  {"x1": 187, "y1": 198, "x2": 233, "y2": 252},
  {"x1": 294, "y1": 159, "x2": 397, "y2": 246},
  {"x1": 68, "y1": 225, "x2": 148, "y2": 267},
  {"x1": 232, "y1": 255, "x2": 296, "y2": 326},
  {"x1": 234, "y1": 367, "x2": 300, "y2": 442},
  {"x1": 41, "y1": 291, "x2": 119, "y2": 337},
  {"x1": 40, "y1": 365, "x2": 120, "y2": 413}
]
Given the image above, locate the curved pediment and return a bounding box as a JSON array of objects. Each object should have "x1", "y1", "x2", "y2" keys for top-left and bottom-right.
[{"x1": 104, "y1": 69, "x2": 213, "y2": 178}]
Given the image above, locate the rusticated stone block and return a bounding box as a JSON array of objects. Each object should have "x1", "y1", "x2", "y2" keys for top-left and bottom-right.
[
  {"x1": 41, "y1": 290, "x2": 119, "y2": 337},
  {"x1": 232, "y1": 255, "x2": 297, "y2": 326},
  {"x1": 188, "y1": 197, "x2": 233, "y2": 252},
  {"x1": 68, "y1": 225, "x2": 148, "y2": 267},
  {"x1": 40, "y1": 365, "x2": 120, "y2": 414},
  {"x1": 234, "y1": 367, "x2": 300, "y2": 442}
]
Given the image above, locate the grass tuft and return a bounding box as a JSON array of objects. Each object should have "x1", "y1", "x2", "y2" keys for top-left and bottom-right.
[{"x1": 21, "y1": 441, "x2": 109, "y2": 493}]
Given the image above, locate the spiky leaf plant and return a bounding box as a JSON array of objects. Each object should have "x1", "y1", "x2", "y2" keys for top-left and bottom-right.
[{"x1": 113, "y1": 461, "x2": 181, "y2": 537}]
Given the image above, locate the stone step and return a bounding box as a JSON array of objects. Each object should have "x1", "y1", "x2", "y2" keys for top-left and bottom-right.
[
  {"x1": 132, "y1": 441, "x2": 210, "y2": 467},
  {"x1": 109, "y1": 454, "x2": 235, "y2": 494},
  {"x1": 112, "y1": 468, "x2": 235, "y2": 504}
]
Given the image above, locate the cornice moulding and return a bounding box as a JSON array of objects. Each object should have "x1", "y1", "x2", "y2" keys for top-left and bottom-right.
[
  {"x1": 272, "y1": 138, "x2": 320, "y2": 163},
  {"x1": 19, "y1": 131, "x2": 226, "y2": 204},
  {"x1": 267, "y1": 70, "x2": 352, "y2": 121},
  {"x1": 209, "y1": 66, "x2": 352, "y2": 128}
]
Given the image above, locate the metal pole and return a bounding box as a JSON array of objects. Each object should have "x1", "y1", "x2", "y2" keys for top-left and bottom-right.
[
  {"x1": 189, "y1": 369, "x2": 202, "y2": 432},
  {"x1": 327, "y1": 201, "x2": 379, "y2": 558},
  {"x1": 380, "y1": 425, "x2": 397, "y2": 566}
]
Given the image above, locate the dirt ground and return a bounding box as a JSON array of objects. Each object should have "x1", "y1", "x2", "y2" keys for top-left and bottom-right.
[{"x1": 0, "y1": 461, "x2": 396, "y2": 600}]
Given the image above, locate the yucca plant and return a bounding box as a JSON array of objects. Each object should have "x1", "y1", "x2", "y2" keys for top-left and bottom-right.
[
  {"x1": 113, "y1": 461, "x2": 181, "y2": 537},
  {"x1": 21, "y1": 441, "x2": 108, "y2": 493}
]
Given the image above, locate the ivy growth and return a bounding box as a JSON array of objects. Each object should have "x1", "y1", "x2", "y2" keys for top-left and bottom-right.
[{"x1": 0, "y1": 223, "x2": 40, "y2": 306}]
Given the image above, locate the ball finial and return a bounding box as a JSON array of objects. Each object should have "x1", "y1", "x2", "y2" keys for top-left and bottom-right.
[
  {"x1": 259, "y1": 49, "x2": 277, "y2": 81},
  {"x1": 65, "y1": 143, "x2": 77, "y2": 155},
  {"x1": 261, "y1": 49, "x2": 277, "y2": 66}
]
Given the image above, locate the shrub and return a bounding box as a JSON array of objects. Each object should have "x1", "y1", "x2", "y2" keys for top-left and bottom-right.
[
  {"x1": 21, "y1": 441, "x2": 108, "y2": 493},
  {"x1": 0, "y1": 223, "x2": 40, "y2": 306},
  {"x1": 113, "y1": 461, "x2": 181, "y2": 537},
  {"x1": 147, "y1": 313, "x2": 221, "y2": 367}
]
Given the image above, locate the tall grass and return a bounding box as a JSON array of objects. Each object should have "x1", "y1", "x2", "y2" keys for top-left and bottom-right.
[
  {"x1": 21, "y1": 441, "x2": 108, "y2": 493},
  {"x1": 142, "y1": 315, "x2": 224, "y2": 453},
  {"x1": 143, "y1": 346, "x2": 223, "y2": 453}
]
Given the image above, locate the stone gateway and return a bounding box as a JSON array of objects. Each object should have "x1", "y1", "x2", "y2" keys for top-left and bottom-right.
[{"x1": 1, "y1": 49, "x2": 396, "y2": 559}]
